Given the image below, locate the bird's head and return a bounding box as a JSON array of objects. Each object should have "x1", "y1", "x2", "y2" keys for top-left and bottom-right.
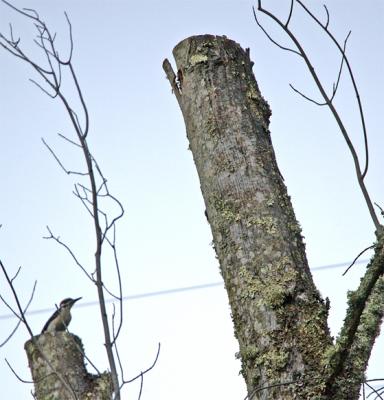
[{"x1": 59, "y1": 297, "x2": 82, "y2": 309}]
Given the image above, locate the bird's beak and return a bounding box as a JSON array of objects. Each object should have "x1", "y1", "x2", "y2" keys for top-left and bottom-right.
[{"x1": 72, "y1": 297, "x2": 82, "y2": 304}]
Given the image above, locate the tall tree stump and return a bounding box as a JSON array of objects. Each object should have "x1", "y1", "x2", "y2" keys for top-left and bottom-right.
[{"x1": 163, "y1": 35, "x2": 332, "y2": 399}]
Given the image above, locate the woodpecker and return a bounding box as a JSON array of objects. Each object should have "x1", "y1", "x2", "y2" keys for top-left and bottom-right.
[{"x1": 41, "y1": 297, "x2": 82, "y2": 333}]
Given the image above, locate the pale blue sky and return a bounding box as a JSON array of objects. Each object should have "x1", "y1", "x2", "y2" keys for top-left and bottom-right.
[{"x1": 0, "y1": 1, "x2": 383, "y2": 398}]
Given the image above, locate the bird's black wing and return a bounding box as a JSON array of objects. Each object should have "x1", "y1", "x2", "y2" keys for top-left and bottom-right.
[{"x1": 41, "y1": 308, "x2": 60, "y2": 333}]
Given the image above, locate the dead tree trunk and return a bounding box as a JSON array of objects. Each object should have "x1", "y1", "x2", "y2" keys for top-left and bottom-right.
[
  {"x1": 163, "y1": 35, "x2": 334, "y2": 399},
  {"x1": 25, "y1": 332, "x2": 112, "y2": 400}
]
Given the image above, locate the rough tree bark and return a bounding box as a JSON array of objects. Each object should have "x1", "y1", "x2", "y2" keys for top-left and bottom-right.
[
  {"x1": 163, "y1": 35, "x2": 384, "y2": 399},
  {"x1": 25, "y1": 332, "x2": 112, "y2": 400}
]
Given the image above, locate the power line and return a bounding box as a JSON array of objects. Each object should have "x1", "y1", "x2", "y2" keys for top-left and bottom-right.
[
  {"x1": 311, "y1": 258, "x2": 369, "y2": 271},
  {"x1": 0, "y1": 258, "x2": 370, "y2": 320}
]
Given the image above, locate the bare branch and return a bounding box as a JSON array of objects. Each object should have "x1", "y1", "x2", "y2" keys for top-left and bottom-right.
[
  {"x1": 285, "y1": 0, "x2": 294, "y2": 27},
  {"x1": 0, "y1": 33, "x2": 53, "y2": 74},
  {"x1": 30, "y1": 78, "x2": 57, "y2": 98},
  {"x1": 0, "y1": 260, "x2": 34, "y2": 337},
  {"x1": 10, "y1": 266, "x2": 21, "y2": 282},
  {"x1": 255, "y1": 0, "x2": 380, "y2": 231},
  {"x1": 111, "y1": 303, "x2": 125, "y2": 383},
  {"x1": 323, "y1": 5, "x2": 330, "y2": 29},
  {"x1": 289, "y1": 83, "x2": 327, "y2": 106},
  {"x1": 0, "y1": 319, "x2": 22, "y2": 347},
  {"x1": 103, "y1": 194, "x2": 125, "y2": 237},
  {"x1": 364, "y1": 381, "x2": 384, "y2": 400},
  {"x1": 42, "y1": 138, "x2": 89, "y2": 175},
  {"x1": 253, "y1": 4, "x2": 301, "y2": 57},
  {"x1": 123, "y1": 343, "x2": 161, "y2": 385},
  {"x1": 137, "y1": 373, "x2": 144, "y2": 400},
  {"x1": 5, "y1": 358, "x2": 35, "y2": 384},
  {"x1": 343, "y1": 245, "x2": 374, "y2": 276},
  {"x1": 43, "y1": 226, "x2": 94, "y2": 282},
  {"x1": 73, "y1": 184, "x2": 95, "y2": 218},
  {"x1": 0, "y1": 293, "x2": 21, "y2": 320},
  {"x1": 63, "y1": 12, "x2": 74, "y2": 65},
  {"x1": 1, "y1": 278, "x2": 36, "y2": 347},
  {"x1": 22, "y1": 7, "x2": 39, "y2": 19},
  {"x1": 375, "y1": 203, "x2": 384, "y2": 217},
  {"x1": 108, "y1": 227, "x2": 123, "y2": 344},
  {"x1": 68, "y1": 63, "x2": 89, "y2": 138},
  {"x1": 296, "y1": 0, "x2": 370, "y2": 180},
  {"x1": 8, "y1": 23, "x2": 19, "y2": 45},
  {"x1": 58, "y1": 132, "x2": 81, "y2": 148},
  {"x1": 1, "y1": 0, "x2": 39, "y2": 21},
  {"x1": 33, "y1": 36, "x2": 56, "y2": 59}
]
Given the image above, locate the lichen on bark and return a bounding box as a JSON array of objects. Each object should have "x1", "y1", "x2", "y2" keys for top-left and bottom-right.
[
  {"x1": 164, "y1": 35, "x2": 333, "y2": 399},
  {"x1": 25, "y1": 332, "x2": 112, "y2": 400}
]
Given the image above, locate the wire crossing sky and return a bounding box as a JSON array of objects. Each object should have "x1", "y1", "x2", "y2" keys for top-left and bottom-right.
[{"x1": 0, "y1": 257, "x2": 370, "y2": 321}]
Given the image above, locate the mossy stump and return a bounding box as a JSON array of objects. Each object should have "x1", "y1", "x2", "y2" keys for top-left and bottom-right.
[{"x1": 25, "y1": 332, "x2": 112, "y2": 400}]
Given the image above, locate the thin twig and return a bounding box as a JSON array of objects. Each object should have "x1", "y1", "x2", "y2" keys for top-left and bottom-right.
[
  {"x1": 42, "y1": 138, "x2": 89, "y2": 175},
  {"x1": 0, "y1": 319, "x2": 22, "y2": 347},
  {"x1": 68, "y1": 63, "x2": 89, "y2": 138},
  {"x1": 73, "y1": 184, "x2": 95, "y2": 218},
  {"x1": 323, "y1": 5, "x2": 330, "y2": 29},
  {"x1": 123, "y1": 343, "x2": 161, "y2": 385},
  {"x1": 256, "y1": 0, "x2": 380, "y2": 232},
  {"x1": 1, "y1": 0, "x2": 39, "y2": 21},
  {"x1": 343, "y1": 245, "x2": 374, "y2": 275},
  {"x1": 253, "y1": 4, "x2": 301, "y2": 57},
  {"x1": 329, "y1": 31, "x2": 350, "y2": 102},
  {"x1": 30, "y1": 78, "x2": 57, "y2": 98},
  {"x1": 296, "y1": 0, "x2": 370, "y2": 180},
  {"x1": 374, "y1": 203, "x2": 384, "y2": 217},
  {"x1": 0, "y1": 279, "x2": 36, "y2": 347},
  {"x1": 109, "y1": 224, "x2": 123, "y2": 343},
  {"x1": 285, "y1": 0, "x2": 294, "y2": 27},
  {"x1": 62, "y1": 12, "x2": 73, "y2": 65},
  {"x1": 365, "y1": 379, "x2": 384, "y2": 400},
  {"x1": 289, "y1": 83, "x2": 326, "y2": 105},
  {"x1": 58, "y1": 132, "x2": 81, "y2": 148},
  {"x1": 0, "y1": 260, "x2": 34, "y2": 337},
  {"x1": 43, "y1": 226, "x2": 94, "y2": 282},
  {"x1": 364, "y1": 381, "x2": 384, "y2": 400},
  {"x1": 5, "y1": 358, "x2": 35, "y2": 384},
  {"x1": 10, "y1": 266, "x2": 21, "y2": 282},
  {"x1": 137, "y1": 373, "x2": 144, "y2": 400},
  {"x1": 112, "y1": 303, "x2": 125, "y2": 384}
]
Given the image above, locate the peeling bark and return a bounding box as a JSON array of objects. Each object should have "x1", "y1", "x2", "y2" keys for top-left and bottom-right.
[
  {"x1": 163, "y1": 35, "x2": 334, "y2": 399},
  {"x1": 25, "y1": 332, "x2": 112, "y2": 400}
]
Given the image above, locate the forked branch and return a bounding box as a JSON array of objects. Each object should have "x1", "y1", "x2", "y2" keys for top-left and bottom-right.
[{"x1": 254, "y1": 0, "x2": 380, "y2": 231}]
